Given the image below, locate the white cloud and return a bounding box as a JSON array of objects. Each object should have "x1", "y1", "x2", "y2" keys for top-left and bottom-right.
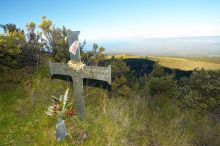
[{"x1": 79, "y1": 22, "x2": 220, "y2": 41}]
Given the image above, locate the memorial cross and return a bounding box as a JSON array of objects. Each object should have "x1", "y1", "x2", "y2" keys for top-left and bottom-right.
[{"x1": 49, "y1": 30, "x2": 111, "y2": 119}]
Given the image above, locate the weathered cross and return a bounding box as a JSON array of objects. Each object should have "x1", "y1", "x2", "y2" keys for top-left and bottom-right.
[{"x1": 49, "y1": 30, "x2": 111, "y2": 119}]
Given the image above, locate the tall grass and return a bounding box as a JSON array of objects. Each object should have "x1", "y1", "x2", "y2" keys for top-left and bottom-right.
[{"x1": 1, "y1": 67, "x2": 220, "y2": 145}]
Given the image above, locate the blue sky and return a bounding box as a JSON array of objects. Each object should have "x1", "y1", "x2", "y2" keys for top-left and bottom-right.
[{"x1": 0, "y1": 0, "x2": 220, "y2": 42}]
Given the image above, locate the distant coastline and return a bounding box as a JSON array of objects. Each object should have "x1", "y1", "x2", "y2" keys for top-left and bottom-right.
[{"x1": 86, "y1": 36, "x2": 220, "y2": 57}]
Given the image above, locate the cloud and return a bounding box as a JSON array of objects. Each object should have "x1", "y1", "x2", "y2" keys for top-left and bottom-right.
[{"x1": 80, "y1": 23, "x2": 220, "y2": 41}]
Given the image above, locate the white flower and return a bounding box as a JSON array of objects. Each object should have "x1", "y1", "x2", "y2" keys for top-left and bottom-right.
[{"x1": 45, "y1": 106, "x2": 54, "y2": 116}]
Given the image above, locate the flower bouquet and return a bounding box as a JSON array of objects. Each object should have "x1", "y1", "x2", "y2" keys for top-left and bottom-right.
[{"x1": 45, "y1": 88, "x2": 76, "y2": 141}]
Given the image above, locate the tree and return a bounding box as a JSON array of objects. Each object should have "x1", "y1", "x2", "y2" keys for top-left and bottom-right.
[
  {"x1": 21, "y1": 22, "x2": 43, "y2": 66},
  {"x1": 39, "y1": 16, "x2": 69, "y2": 62},
  {"x1": 110, "y1": 59, "x2": 131, "y2": 98},
  {"x1": 0, "y1": 22, "x2": 44, "y2": 69},
  {"x1": 82, "y1": 43, "x2": 106, "y2": 66},
  {"x1": 178, "y1": 69, "x2": 220, "y2": 114},
  {"x1": 0, "y1": 23, "x2": 24, "y2": 33},
  {"x1": 150, "y1": 63, "x2": 164, "y2": 77},
  {"x1": 0, "y1": 17, "x2": 85, "y2": 68},
  {"x1": 0, "y1": 24, "x2": 25, "y2": 68}
]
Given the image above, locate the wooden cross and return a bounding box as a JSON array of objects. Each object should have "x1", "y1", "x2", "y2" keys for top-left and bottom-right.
[{"x1": 49, "y1": 30, "x2": 111, "y2": 119}]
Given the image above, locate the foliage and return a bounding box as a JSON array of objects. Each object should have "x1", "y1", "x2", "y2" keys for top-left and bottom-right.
[
  {"x1": 147, "y1": 76, "x2": 177, "y2": 97},
  {"x1": 0, "y1": 17, "x2": 79, "y2": 69},
  {"x1": 1, "y1": 58, "x2": 220, "y2": 145},
  {"x1": 23, "y1": 22, "x2": 43, "y2": 66},
  {"x1": 110, "y1": 59, "x2": 131, "y2": 98},
  {"x1": 0, "y1": 31, "x2": 24, "y2": 55},
  {"x1": 39, "y1": 16, "x2": 52, "y2": 33},
  {"x1": 39, "y1": 16, "x2": 69, "y2": 62},
  {"x1": 2, "y1": 17, "x2": 220, "y2": 146},
  {"x1": 82, "y1": 43, "x2": 105, "y2": 66},
  {"x1": 0, "y1": 71, "x2": 191, "y2": 145},
  {"x1": 150, "y1": 62, "x2": 165, "y2": 77},
  {"x1": 0, "y1": 23, "x2": 24, "y2": 33},
  {"x1": 111, "y1": 59, "x2": 130, "y2": 79},
  {"x1": 0, "y1": 24, "x2": 26, "y2": 68},
  {"x1": 178, "y1": 68, "x2": 220, "y2": 114},
  {"x1": 112, "y1": 76, "x2": 130, "y2": 97},
  {"x1": 144, "y1": 63, "x2": 177, "y2": 98},
  {"x1": 0, "y1": 22, "x2": 44, "y2": 69}
]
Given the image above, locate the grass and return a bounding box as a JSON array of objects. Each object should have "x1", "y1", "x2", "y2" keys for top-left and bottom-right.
[
  {"x1": 106, "y1": 54, "x2": 220, "y2": 71},
  {"x1": 0, "y1": 69, "x2": 189, "y2": 145},
  {"x1": 149, "y1": 56, "x2": 220, "y2": 71},
  {"x1": 1, "y1": 65, "x2": 220, "y2": 145},
  {"x1": 187, "y1": 56, "x2": 220, "y2": 64},
  {"x1": 0, "y1": 86, "x2": 191, "y2": 145},
  {"x1": 106, "y1": 54, "x2": 145, "y2": 59}
]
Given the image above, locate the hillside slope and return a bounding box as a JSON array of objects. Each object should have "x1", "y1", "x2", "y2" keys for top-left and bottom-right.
[
  {"x1": 1, "y1": 61, "x2": 220, "y2": 145},
  {"x1": 149, "y1": 56, "x2": 220, "y2": 71},
  {"x1": 0, "y1": 70, "x2": 191, "y2": 145},
  {"x1": 107, "y1": 54, "x2": 220, "y2": 71}
]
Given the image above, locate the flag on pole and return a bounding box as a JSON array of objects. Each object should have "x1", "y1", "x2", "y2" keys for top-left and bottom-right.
[{"x1": 69, "y1": 40, "x2": 79, "y2": 55}]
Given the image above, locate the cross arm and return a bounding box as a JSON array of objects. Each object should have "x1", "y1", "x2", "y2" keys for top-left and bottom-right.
[
  {"x1": 83, "y1": 65, "x2": 111, "y2": 85},
  {"x1": 49, "y1": 62, "x2": 72, "y2": 77}
]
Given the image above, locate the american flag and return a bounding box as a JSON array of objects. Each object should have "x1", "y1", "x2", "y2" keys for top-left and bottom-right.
[{"x1": 69, "y1": 40, "x2": 79, "y2": 55}]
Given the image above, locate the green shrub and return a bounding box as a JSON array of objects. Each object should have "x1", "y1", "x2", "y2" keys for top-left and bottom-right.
[
  {"x1": 150, "y1": 63, "x2": 165, "y2": 77},
  {"x1": 147, "y1": 76, "x2": 176, "y2": 97},
  {"x1": 112, "y1": 76, "x2": 130, "y2": 98},
  {"x1": 111, "y1": 59, "x2": 130, "y2": 79},
  {"x1": 110, "y1": 60, "x2": 131, "y2": 98},
  {"x1": 178, "y1": 69, "x2": 220, "y2": 114}
]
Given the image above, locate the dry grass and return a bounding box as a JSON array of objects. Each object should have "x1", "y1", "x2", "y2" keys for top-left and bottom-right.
[
  {"x1": 106, "y1": 54, "x2": 145, "y2": 59},
  {"x1": 0, "y1": 70, "x2": 192, "y2": 146},
  {"x1": 107, "y1": 54, "x2": 220, "y2": 71},
  {"x1": 149, "y1": 56, "x2": 220, "y2": 71},
  {"x1": 1, "y1": 59, "x2": 220, "y2": 145}
]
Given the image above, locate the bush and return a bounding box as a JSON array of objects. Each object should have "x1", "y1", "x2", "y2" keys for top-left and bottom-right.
[
  {"x1": 145, "y1": 63, "x2": 176, "y2": 97},
  {"x1": 178, "y1": 69, "x2": 220, "y2": 115},
  {"x1": 112, "y1": 76, "x2": 130, "y2": 98},
  {"x1": 147, "y1": 76, "x2": 176, "y2": 97},
  {"x1": 150, "y1": 63, "x2": 165, "y2": 77},
  {"x1": 111, "y1": 59, "x2": 130, "y2": 79}
]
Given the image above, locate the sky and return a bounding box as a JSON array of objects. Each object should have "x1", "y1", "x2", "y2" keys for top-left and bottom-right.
[
  {"x1": 0, "y1": 0, "x2": 220, "y2": 41},
  {"x1": 0, "y1": 0, "x2": 220, "y2": 56}
]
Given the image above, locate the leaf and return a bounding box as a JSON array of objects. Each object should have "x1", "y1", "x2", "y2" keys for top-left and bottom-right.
[{"x1": 62, "y1": 88, "x2": 69, "y2": 113}]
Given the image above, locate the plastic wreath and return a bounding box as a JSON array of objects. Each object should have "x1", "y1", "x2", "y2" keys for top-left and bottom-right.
[{"x1": 67, "y1": 60, "x2": 85, "y2": 71}]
